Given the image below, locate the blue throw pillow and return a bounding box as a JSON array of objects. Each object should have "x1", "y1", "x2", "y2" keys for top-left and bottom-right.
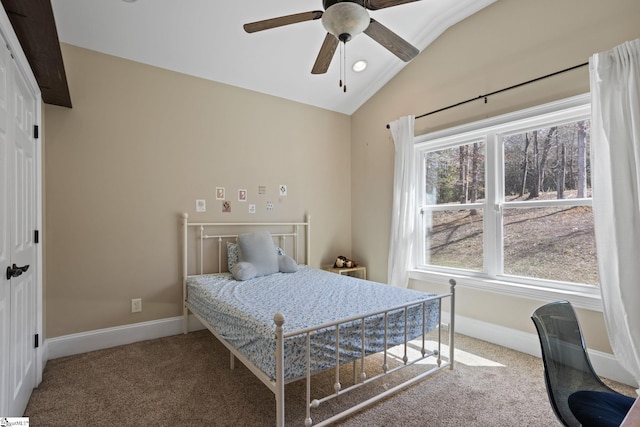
[
  {"x1": 278, "y1": 255, "x2": 298, "y2": 273},
  {"x1": 227, "y1": 241, "x2": 285, "y2": 272},
  {"x1": 231, "y1": 262, "x2": 257, "y2": 281},
  {"x1": 237, "y1": 231, "x2": 279, "y2": 277}
]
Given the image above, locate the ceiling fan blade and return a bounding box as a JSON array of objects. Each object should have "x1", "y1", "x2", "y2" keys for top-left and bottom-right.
[
  {"x1": 243, "y1": 11, "x2": 323, "y2": 33},
  {"x1": 311, "y1": 33, "x2": 338, "y2": 74},
  {"x1": 365, "y1": 0, "x2": 421, "y2": 11},
  {"x1": 363, "y1": 19, "x2": 419, "y2": 62}
]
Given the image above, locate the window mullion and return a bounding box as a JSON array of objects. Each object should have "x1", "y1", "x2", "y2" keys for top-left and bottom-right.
[
  {"x1": 484, "y1": 133, "x2": 502, "y2": 278},
  {"x1": 415, "y1": 151, "x2": 427, "y2": 266}
]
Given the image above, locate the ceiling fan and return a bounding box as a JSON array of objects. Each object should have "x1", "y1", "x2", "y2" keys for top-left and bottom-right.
[{"x1": 243, "y1": 0, "x2": 421, "y2": 76}]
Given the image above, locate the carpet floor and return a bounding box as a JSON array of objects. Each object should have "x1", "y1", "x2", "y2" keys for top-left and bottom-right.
[{"x1": 24, "y1": 330, "x2": 635, "y2": 426}]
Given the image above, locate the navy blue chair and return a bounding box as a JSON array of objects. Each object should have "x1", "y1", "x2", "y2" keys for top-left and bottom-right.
[{"x1": 531, "y1": 301, "x2": 634, "y2": 426}]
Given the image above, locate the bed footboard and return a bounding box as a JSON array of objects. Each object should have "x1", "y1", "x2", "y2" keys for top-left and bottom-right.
[{"x1": 274, "y1": 280, "x2": 456, "y2": 427}]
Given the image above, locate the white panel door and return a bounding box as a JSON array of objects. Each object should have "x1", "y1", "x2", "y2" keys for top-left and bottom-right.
[
  {"x1": 0, "y1": 33, "x2": 37, "y2": 416},
  {"x1": 0, "y1": 31, "x2": 10, "y2": 418},
  {"x1": 8, "y1": 43, "x2": 37, "y2": 417}
]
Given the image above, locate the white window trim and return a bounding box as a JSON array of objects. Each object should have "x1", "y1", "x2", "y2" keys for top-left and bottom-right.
[
  {"x1": 408, "y1": 269, "x2": 602, "y2": 311},
  {"x1": 411, "y1": 93, "x2": 602, "y2": 312}
]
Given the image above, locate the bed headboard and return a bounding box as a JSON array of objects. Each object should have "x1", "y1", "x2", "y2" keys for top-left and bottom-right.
[{"x1": 181, "y1": 213, "x2": 311, "y2": 278}]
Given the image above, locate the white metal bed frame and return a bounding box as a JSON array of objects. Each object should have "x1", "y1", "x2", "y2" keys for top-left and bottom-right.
[{"x1": 182, "y1": 213, "x2": 456, "y2": 426}]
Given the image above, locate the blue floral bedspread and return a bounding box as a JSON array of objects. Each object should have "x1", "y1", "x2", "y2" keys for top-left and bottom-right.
[{"x1": 186, "y1": 266, "x2": 440, "y2": 381}]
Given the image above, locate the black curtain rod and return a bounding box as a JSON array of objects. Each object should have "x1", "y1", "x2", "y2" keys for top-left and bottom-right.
[{"x1": 385, "y1": 62, "x2": 589, "y2": 129}]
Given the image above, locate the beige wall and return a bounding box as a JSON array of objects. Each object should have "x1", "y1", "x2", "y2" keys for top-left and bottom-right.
[
  {"x1": 44, "y1": 0, "x2": 640, "y2": 355},
  {"x1": 351, "y1": 0, "x2": 640, "y2": 353},
  {"x1": 44, "y1": 44, "x2": 352, "y2": 338}
]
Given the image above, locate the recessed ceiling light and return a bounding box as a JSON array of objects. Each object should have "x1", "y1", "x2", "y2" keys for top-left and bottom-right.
[
  {"x1": 352, "y1": 60, "x2": 367, "y2": 73},
  {"x1": 122, "y1": 0, "x2": 137, "y2": 3}
]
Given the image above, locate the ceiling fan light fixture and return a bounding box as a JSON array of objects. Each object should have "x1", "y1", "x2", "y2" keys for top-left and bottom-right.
[{"x1": 322, "y1": 3, "x2": 370, "y2": 42}]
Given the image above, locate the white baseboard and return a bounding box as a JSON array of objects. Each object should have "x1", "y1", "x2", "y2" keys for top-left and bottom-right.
[
  {"x1": 451, "y1": 312, "x2": 638, "y2": 388},
  {"x1": 45, "y1": 315, "x2": 204, "y2": 361},
  {"x1": 43, "y1": 312, "x2": 637, "y2": 388}
]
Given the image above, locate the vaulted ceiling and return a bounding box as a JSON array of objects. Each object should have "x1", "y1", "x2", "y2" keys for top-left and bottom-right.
[{"x1": 1, "y1": 0, "x2": 497, "y2": 114}]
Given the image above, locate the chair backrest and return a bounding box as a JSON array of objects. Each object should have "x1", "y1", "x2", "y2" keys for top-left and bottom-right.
[{"x1": 531, "y1": 301, "x2": 615, "y2": 427}]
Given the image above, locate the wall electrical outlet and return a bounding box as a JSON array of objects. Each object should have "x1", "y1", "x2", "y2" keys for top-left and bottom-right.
[{"x1": 131, "y1": 298, "x2": 142, "y2": 313}]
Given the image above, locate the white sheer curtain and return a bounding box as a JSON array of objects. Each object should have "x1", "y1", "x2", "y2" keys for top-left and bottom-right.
[
  {"x1": 590, "y1": 38, "x2": 640, "y2": 390},
  {"x1": 388, "y1": 115, "x2": 416, "y2": 288}
]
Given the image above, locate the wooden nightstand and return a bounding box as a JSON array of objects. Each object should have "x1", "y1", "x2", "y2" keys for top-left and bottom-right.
[{"x1": 322, "y1": 265, "x2": 367, "y2": 280}]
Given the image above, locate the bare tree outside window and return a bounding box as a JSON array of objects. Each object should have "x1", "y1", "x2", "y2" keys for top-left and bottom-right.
[
  {"x1": 503, "y1": 122, "x2": 591, "y2": 200},
  {"x1": 420, "y1": 118, "x2": 597, "y2": 286},
  {"x1": 423, "y1": 141, "x2": 485, "y2": 272}
]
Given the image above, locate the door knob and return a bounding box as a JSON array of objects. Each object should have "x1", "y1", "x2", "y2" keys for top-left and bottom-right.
[{"x1": 6, "y1": 264, "x2": 29, "y2": 280}]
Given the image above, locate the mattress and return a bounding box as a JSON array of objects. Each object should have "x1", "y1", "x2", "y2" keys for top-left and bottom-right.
[{"x1": 186, "y1": 266, "x2": 440, "y2": 381}]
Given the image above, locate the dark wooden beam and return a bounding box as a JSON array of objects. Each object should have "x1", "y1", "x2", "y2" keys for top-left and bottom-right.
[{"x1": 1, "y1": 0, "x2": 72, "y2": 107}]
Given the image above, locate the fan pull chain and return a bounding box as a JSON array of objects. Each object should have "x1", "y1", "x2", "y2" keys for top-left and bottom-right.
[
  {"x1": 343, "y1": 42, "x2": 347, "y2": 93},
  {"x1": 339, "y1": 42, "x2": 343, "y2": 89},
  {"x1": 337, "y1": 41, "x2": 347, "y2": 93}
]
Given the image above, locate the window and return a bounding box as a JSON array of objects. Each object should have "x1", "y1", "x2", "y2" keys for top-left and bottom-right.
[{"x1": 413, "y1": 95, "x2": 599, "y2": 305}]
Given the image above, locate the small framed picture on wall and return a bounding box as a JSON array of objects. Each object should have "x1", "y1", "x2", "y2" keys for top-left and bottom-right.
[{"x1": 216, "y1": 187, "x2": 225, "y2": 200}]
